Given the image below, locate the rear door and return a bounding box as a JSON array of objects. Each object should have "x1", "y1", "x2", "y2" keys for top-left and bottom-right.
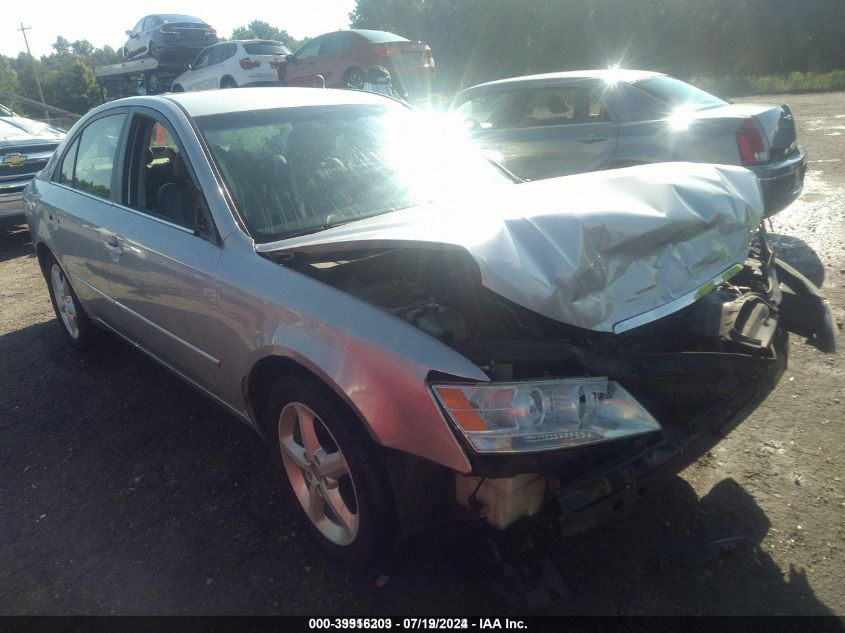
[
  {"x1": 500, "y1": 82, "x2": 619, "y2": 180},
  {"x1": 36, "y1": 110, "x2": 130, "y2": 326},
  {"x1": 96, "y1": 108, "x2": 225, "y2": 393},
  {"x1": 204, "y1": 43, "x2": 235, "y2": 89}
]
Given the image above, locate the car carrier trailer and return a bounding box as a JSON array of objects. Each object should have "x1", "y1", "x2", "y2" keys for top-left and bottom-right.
[{"x1": 94, "y1": 58, "x2": 189, "y2": 99}]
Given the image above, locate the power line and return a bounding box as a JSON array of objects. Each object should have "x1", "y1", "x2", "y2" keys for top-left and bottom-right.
[{"x1": 17, "y1": 23, "x2": 50, "y2": 120}]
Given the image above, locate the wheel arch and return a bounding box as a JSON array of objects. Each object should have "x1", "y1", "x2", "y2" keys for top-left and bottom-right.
[
  {"x1": 220, "y1": 75, "x2": 237, "y2": 88},
  {"x1": 35, "y1": 240, "x2": 54, "y2": 276},
  {"x1": 244, "y1": 354, "x2": 377, "y2": 442}
]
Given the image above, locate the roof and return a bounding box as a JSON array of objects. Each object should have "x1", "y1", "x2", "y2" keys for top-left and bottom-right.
[
  {"x1": 462, "y1": 69, "x2": 663, "y2": 92},
  {"x1": 160, "y1": 87, "x2": 402, "y2": 118},
  {"x1": 152, "y1": 14, "x2": 207, "y2": 23},
  {"x1": 347, "y1": 29, "x2": 409, "y2": 43}
]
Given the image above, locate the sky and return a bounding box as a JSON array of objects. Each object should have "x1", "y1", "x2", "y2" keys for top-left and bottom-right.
[{"x1": 2, "y1": 0, "x2": 357, "y2": 58}]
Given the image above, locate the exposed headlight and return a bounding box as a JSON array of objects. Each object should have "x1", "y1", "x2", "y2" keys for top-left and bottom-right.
[{"x1": 432, "y1": 378, "x2": 661, "y2": 453}]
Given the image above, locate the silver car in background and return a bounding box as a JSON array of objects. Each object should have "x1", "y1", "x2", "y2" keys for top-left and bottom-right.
[
  {"x1": 451, "y1": 70, "x2": 807, "y2": 216},
  {"x1": 24, "y1": 89, "x2": 836, "y2": 566},
  {"x1": 1, "y1": 108, "x2": 64, "y2": 228}
]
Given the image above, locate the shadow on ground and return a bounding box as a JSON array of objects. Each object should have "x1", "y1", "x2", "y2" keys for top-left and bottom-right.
[
  {"x1": 0, "y1": 317, "x2": 839, "y2": 616},
  {"x1": 0, "y1": 225, "x2": 34, "y2": 265}
]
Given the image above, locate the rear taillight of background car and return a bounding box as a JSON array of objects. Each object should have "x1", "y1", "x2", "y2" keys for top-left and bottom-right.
[
  {"x1": 204, "y1": 28, "x2": 217, "y2": 37},
  {"x1": 736, "y1": 118, "x2": 771, "y2": 164},
  {"x1": 372, "y1": 45, "x2": 393, "y2": 57},
  {"x1": 239, "y1": 58, "x2": 261, "y2": 69}
]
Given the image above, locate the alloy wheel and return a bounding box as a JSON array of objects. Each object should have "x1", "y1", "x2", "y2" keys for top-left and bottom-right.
[
  {"x1": 278, "y1": 402, "x2": 360, "y2": 546},
  {"x1": 50, "y1": 264, "x2": 79, "y2": 340}
]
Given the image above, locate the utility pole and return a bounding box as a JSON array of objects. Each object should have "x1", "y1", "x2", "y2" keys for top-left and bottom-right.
[{"x1": 17, "y1": 23, "x2": 50, "y2": 120}]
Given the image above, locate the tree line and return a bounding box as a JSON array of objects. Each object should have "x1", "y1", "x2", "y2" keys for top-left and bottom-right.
[{"x1": 349, "y1": 0, "x2": 845, "y2": 93}]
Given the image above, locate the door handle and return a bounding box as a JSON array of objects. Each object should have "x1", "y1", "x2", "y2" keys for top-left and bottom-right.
[
  {"x1": 577, "y1": 137, "x2": 607, "y2": 144},
  {"x1": 101, "y1": 233, "x2": 124, "y2": 259}
]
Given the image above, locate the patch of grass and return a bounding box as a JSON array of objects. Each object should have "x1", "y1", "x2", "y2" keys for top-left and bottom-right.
[{"x1": 692, "y1": 70, "x2": 845, "y2": 98}]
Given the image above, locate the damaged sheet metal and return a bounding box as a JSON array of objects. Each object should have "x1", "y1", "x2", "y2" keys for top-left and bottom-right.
[{"x1": 259, "y1": 162, "x2": 764, "y2": 332}]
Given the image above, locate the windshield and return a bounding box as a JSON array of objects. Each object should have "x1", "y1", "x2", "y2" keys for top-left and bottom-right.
[
  {"x1": 196, "y1": 104, "x2": 511, "y2": 242},
  {"x1": 632, "y1": 76, "x2": 726, "y2": 111}
]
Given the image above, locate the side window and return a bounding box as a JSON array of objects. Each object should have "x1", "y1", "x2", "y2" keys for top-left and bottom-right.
[
  {"x1": 56, "y1": 138, "x2": 80, "y2": 186},
  {"x1": 319, "y1": 33, "x2": 344, "y2": 56},
  {"x1": 514, "y1": 87, "x2": 579, "y2": 128},
  {"x1": 193, "y1": 49, "x2": 210, "y2": 69},
  {"x1": 295, "y1": 38, "x2": 321, "y2": 60},
  {"x1": 133, "y1": 20, "x2": 145, "y2": 34},
  {"x1": 223, "y1": 43, "x2": 237, "y2": 61},
  {"x1": 73, "y1": 114, "x2": 126, "y2": 199},
  {"x1": 125, "y1": 115, "x2": 216, "y2": 240},
  {"x1": 206, "y1": 46, "x2": 222, "y2": 66},
  {"x1": 453, "y1": 91, "x2": 524, "y2": 130}
]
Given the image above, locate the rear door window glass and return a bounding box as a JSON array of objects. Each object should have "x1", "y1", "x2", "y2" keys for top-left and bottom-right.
[
  {"x1": 243, "y1": 42, "x2": 291, "y2": 56},
  {"x1": 73, "y1": 114, "x2": 126, "y2": 199},
  {"x1": 57, "y1": 138, "x2": 80, "y2": 186}
]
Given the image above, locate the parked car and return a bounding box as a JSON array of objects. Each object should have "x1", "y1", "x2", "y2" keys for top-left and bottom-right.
[
  {"x1": 122, "y1": 14, "x2": 217, "y2": 62},
  {"x1": 278, "y1": 30, "x2": 434, "y2": 99},
  {"x1": 24, "y1": 89, "x2": 837, "y2": 566},
  {"x1": 1, "y1": 108, "x2": 64, "y2": 228},
  {"x1": 172, "y1": 40, "x2": 291, "y2": 92},
  {"x1": 451, "y1": 70, "x2": 807, "y2": 216}
]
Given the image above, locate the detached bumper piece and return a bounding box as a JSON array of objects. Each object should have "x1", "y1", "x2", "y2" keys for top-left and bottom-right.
[{"x1": 774, "y1": 257, "x2": 839, "y2": 353}]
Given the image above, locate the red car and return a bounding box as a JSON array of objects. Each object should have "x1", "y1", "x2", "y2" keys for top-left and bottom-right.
[{"x1": 278, "y1": 30, "x2": 434, "y2": 99}]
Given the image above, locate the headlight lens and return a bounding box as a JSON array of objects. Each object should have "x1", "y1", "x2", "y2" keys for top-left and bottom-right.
[{"x1": 432, "y1": 378, "x2": 660, "y2": 453}]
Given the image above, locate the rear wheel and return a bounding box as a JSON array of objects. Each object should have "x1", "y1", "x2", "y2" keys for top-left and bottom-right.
[
  {"x1": 263, "y1": 375, "x2": 397, "y2": 567},
  {"x1": 43, "y1": 253, "x2": 97, "y2": 350},
  {"x1": 221, "y1": 77, "x2": 237, "y2": 89},
  {"x1": 171, "y1": 84, "x2": 184, "y2": 93},
  {"x1": 343, "y1": 67, "x2": 365, "y2": 90},
  {"x1": 122, "y1": 47, "x2": 131, "y2": 61},
  {"x1": 147, "y1": 41, "x2": 157, "y2": 59}
]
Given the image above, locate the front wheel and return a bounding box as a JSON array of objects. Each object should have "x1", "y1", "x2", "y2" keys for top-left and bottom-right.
[
  {"x1": 263, "y1": 375, "x2": 397, "y2": 567},
  {"x1": 122, "y1": 47, "x2": 131, "y2": 61},
  {"x1": 43, "y1": 253, "x2": 97, "y2": 350}
]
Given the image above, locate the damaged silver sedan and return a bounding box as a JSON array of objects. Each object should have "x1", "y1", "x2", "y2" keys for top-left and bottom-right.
[{"x1": 24, "y1": 89, "x2": 838, "y2": 566}]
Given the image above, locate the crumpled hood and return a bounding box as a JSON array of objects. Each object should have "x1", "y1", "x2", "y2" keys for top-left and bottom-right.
[{"x1": 259, "y1": 162, "x2": 763, "y2": 332}]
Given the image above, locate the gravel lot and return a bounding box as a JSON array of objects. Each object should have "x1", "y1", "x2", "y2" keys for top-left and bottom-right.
[{"x1": 0, "y1": 91, "x2": 843, "y2": 616}]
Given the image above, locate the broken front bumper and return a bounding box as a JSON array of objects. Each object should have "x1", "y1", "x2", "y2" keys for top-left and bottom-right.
[{"x1": 552, "y1": 255, "x2": 837, "y2": 534}]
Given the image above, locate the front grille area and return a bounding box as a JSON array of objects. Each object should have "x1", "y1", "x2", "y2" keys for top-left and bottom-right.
[
  {"x1": 0, "y1": 159, "x2": 48, "y2": 178},
  {"x1": 3, "y1": 143, "x2": 58, "y2": 155}
]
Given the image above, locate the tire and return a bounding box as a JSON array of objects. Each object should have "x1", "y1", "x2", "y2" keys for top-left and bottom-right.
[
  {"x1": 172, "y1": 84, "x2": 184, "y2": 93},
  {"x1": 221, "y1": 77, "x2": 237, "y2": 89},
  {"x1": 122, "y1": 47, "x2": 131, "y2": 61},
  {"x1": 147, "y1": 41, "x2": 157, "y2": 60},
  {"x1": 343, "y1": 67, "x2": 365, "y2": 90},
  {"x1": 263, "y1": 374, "x2": 397, "y2": 567},
  {"x1": 42, "y1": 252, "x2": 97, "y2": 350}
]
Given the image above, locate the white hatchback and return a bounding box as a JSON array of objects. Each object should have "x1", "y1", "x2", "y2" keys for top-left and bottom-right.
[{"x1": 172, "y1": 40, "x2": 290, "y2": 92}]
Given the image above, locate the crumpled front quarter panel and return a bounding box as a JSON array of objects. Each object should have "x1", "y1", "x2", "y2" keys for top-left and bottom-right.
[{"x1": 215, "y1": 237, "x2": 488, "y2": 473}]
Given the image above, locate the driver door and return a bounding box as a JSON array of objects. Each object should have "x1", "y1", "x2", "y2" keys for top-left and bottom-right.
[
  {"x1": 183, "y1": 48, "x2": 211, "y2": 91},
  {"x1": 286, "y1": 37, "x2": 323, "y2": 86}
]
